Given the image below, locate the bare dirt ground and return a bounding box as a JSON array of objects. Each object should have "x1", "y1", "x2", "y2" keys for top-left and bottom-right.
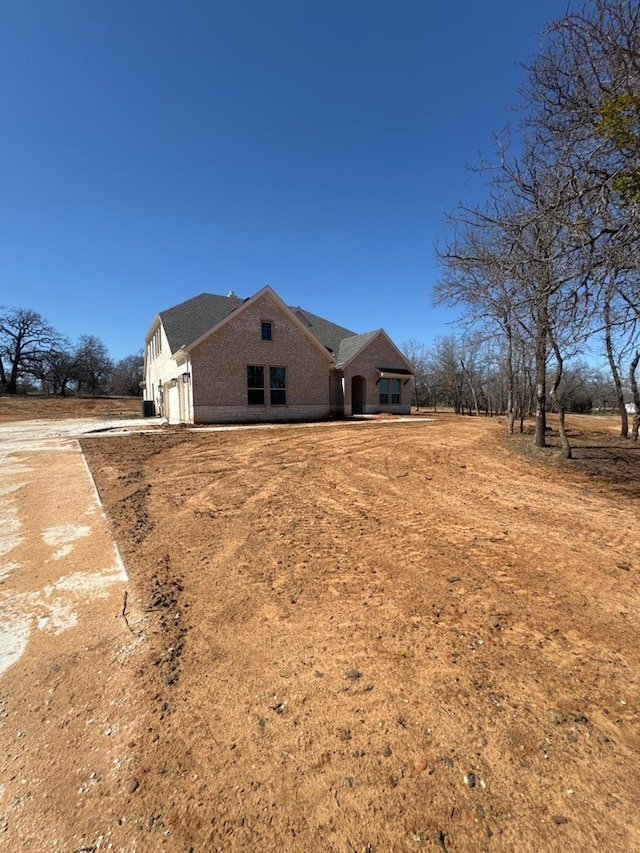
[
  {"x1": 1, "y1": 400, "x2": 639, "y2": 852},
  {"x1": 0, "y1": 395, "x2": 142, "y2": 424}
]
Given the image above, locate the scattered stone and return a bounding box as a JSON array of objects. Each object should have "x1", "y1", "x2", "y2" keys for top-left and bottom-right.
[
  {"x1": 337, "y1": 727, "x2": 352, "y2": 741},
  {"x1": 553, "y1": 815, "x2": 568, "y2": 825},
  {"x1": 442, "y1": 756, "x2": 454, "y2": 768},
  {"x1": 382, "y1": 745, "x2": 392, "y2": 757},
  {"x1": 414, "y1": 758, "x2": 429, "y2": 772},
  {"x1": 129, "y1": 777, "x2": 140, "y2": 794},
  {"x1": 314, "y1": 671, "x2": 324, "y2": 678},
  {"x1": 345, "y1": 670, "x2": 361, "y2": 679},
  {"x1": 447, "y1": 577, "x2": 462, "y2": 583},
  {"x1": 476, "y1": 805, "x2": 485, "y2": 819},
  {"x1": 464, "y1": 771, "x2": 476, "y2": 788}
]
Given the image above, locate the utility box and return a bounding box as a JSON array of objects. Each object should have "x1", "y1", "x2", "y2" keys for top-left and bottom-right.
[{"x1": 141, "y1": 400, "x2": 155, "y2": 417}]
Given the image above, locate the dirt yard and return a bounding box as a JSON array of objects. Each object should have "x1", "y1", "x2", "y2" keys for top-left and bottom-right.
[
  {"x1": 0, "y1": 395, "x2": 142, "y2": 423},
  {"x1": 1, "y1": 404, "x2": 639, "y2": 852}
]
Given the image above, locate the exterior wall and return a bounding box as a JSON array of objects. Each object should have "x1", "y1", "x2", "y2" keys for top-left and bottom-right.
[
  {"x1": 189, "y1": 292, "x2": 333, "y2": 423},
  {"x1": 143, "y1": 323, "x2": 176, "y2": 417},
  {"x1": 329, "y1": 371, "x2": 345, "y2": 417},
  {"x1": 342, "y1": 335, "x2": 412, "y2": 416}
]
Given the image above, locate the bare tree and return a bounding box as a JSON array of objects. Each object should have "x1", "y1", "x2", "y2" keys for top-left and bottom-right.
[
  {"x1": 0, "y1": 307, "x2": 61, "y2": 394},
  {"x1": 111, "y1": 351, "x2": 144, "y2": 396},
  {"x1": 435, "y1": 0, "x2": 640, "y2": 455},
  {"x1": 629, "y1": 349, "x2": 640, "y2": 440},
  {"x1": 527, "y1": 0, "x2": 640, "y2": 219},
  {"x1": 401, "y1": 340, "x2": 430, "y2": 410},
  {"x1": 436, "y1": 197, "x2": 525, "y2": 433},
  {"x1": 74, "y1": 335, "x2": 113, "y2": 396},
  {"x1": 601, "y1": 275, "x2": 640, "y2": 434},
  {"x1": 33, "y1": 340, "x2": 80, "y2": 396}
]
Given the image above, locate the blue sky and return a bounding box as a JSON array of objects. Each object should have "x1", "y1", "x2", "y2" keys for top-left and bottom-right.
[{"x1": 1, "y1": 0, "x2": 571, "y2": 361}]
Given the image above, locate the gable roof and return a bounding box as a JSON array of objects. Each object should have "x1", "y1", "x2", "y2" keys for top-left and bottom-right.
[
  {"x1": 335, "y1": 328, "x2": 415, "y2": 374},
  {"x1": 155, "y1": 290, "x2": 359, "y2": 358},
  {"x1": 334, "y1": 330, "x2": 381, "y2": 368},
  {"x1": 152, "y1": 289, "x2": 413, "y2": 377},
  {"x1": 158, "y1": 292, "x2": 244, "y2": 353},
  {"x1": 185, "y1": 286, "x2": 336, "y2": 363}
]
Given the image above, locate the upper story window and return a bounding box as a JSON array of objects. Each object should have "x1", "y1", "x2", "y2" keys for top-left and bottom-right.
[
  {"x1": 149, "y1": 327, "x2": 162, "y2": 360},
  {"x1": 261, "y1": 321, "x2": 272, "y2": 341}
]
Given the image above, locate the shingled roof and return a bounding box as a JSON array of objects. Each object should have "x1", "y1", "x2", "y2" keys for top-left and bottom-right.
[
  {"x1": 156, "y1": 291, "x2": 359, "y2": 358},
  {"x1": 334, "y1": 330, "x2": 381, "y2": 368},
  {"x1": 290, "y1": 307, "x2": 357, "y2": 355},
  {"x1": 158, "y1": 293, "x2": 244, "y2": 353}
]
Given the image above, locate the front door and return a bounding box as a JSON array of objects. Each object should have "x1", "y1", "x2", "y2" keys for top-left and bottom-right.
[{"x1": 351, "y1": 375, "x2": 365, "y2": 415}]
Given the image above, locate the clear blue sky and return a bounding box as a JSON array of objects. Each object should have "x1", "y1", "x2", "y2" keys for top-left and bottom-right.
[{"x1": 1, "y1": 0, "x2": 571, "y2": 361}]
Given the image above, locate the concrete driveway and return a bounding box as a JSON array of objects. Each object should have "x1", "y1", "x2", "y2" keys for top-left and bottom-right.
[{"x1": 0, "y1": 417, "x2": 147, "y2": 677}]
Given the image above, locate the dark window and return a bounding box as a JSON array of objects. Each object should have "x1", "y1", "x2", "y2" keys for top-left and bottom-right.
[
  {"x1": 247, "y1": 365, "x2": 265, "y2": 404},
  {"x1": 270, "y1": 366, "x2": 286, "y2": 405},
  {"x1": 379, "y1": 378, "x2": 401, "y2": 405},
  {"x1": 261, "y1": 322, "x2": 272, "y2": 341}
]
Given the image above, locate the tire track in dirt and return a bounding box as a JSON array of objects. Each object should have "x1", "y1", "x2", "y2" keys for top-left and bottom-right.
[{"x1": 58, "y1": 416, "x2": 640, "y2": 852}]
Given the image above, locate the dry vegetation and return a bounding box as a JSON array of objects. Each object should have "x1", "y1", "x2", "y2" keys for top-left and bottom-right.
[{"x1": 1, "y1": 403, "x2": 639, "y2": 852}]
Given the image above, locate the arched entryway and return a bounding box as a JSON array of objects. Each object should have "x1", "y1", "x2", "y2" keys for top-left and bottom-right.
[{"x1": 351, "y1": 375, "x2": 366, "y2": 415}]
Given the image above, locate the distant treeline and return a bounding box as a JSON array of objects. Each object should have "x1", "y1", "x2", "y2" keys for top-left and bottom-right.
[{"x1": 0, "y1": 306, "x2": 143, "y2": 397}]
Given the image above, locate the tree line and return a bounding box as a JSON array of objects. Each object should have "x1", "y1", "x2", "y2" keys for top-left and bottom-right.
[
  {"x1": 404, "y1": 334, "x2": 621, "y2": 424},
  {"x1": 0, "y1": 306, "x2": 143, "y2": 397},
  {"x1": 432, "y1": 0, "x2": 640, "y2": 453}
]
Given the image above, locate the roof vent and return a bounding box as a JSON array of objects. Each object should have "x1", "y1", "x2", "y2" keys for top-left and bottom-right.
[{"x1": 227, "y1": 290, "x2": 237, "y2": 298}]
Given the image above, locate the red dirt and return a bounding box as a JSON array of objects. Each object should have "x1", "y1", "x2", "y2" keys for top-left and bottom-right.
[
  {"x1": 1, "y1": 408, "x2": 639, "y2": 852},
  {"x1": 0, "y1": 395, "x2": 142, "y2": 423}
]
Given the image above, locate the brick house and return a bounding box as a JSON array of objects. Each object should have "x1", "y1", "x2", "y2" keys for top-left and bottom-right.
[{"x1": 142, "y1": 286, "x2": 414, "y2": 423}]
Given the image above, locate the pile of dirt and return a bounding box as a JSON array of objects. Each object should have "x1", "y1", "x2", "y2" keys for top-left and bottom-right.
[{"x1": 1, "y1": 413, "x2": 639, "y2": 851}]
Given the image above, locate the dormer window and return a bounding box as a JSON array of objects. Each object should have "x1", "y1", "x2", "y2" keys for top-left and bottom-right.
[{"x1": 261, "y1": 321, "x2": 272, "y2": 341}]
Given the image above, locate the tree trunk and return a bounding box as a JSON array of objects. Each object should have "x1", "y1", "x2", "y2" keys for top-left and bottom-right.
[
  {"x1": 506, "y1": 327, "x2": 515, "y2": 435},
  {"x1": 630, "y1": 351, "x2": 640, "y2": 443},
  {"x1": 549, "y1": 338, "x2": 571, "y2": 459},
  {"x1": 533, "y1": 300, "x2": 548, "y2": 448},
  {"x1": 604, "y1": 294, "x2": 628, "y2": 438},
  {"x1": 460, "y1": 358, "x2": 480, "y2": 417}
]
